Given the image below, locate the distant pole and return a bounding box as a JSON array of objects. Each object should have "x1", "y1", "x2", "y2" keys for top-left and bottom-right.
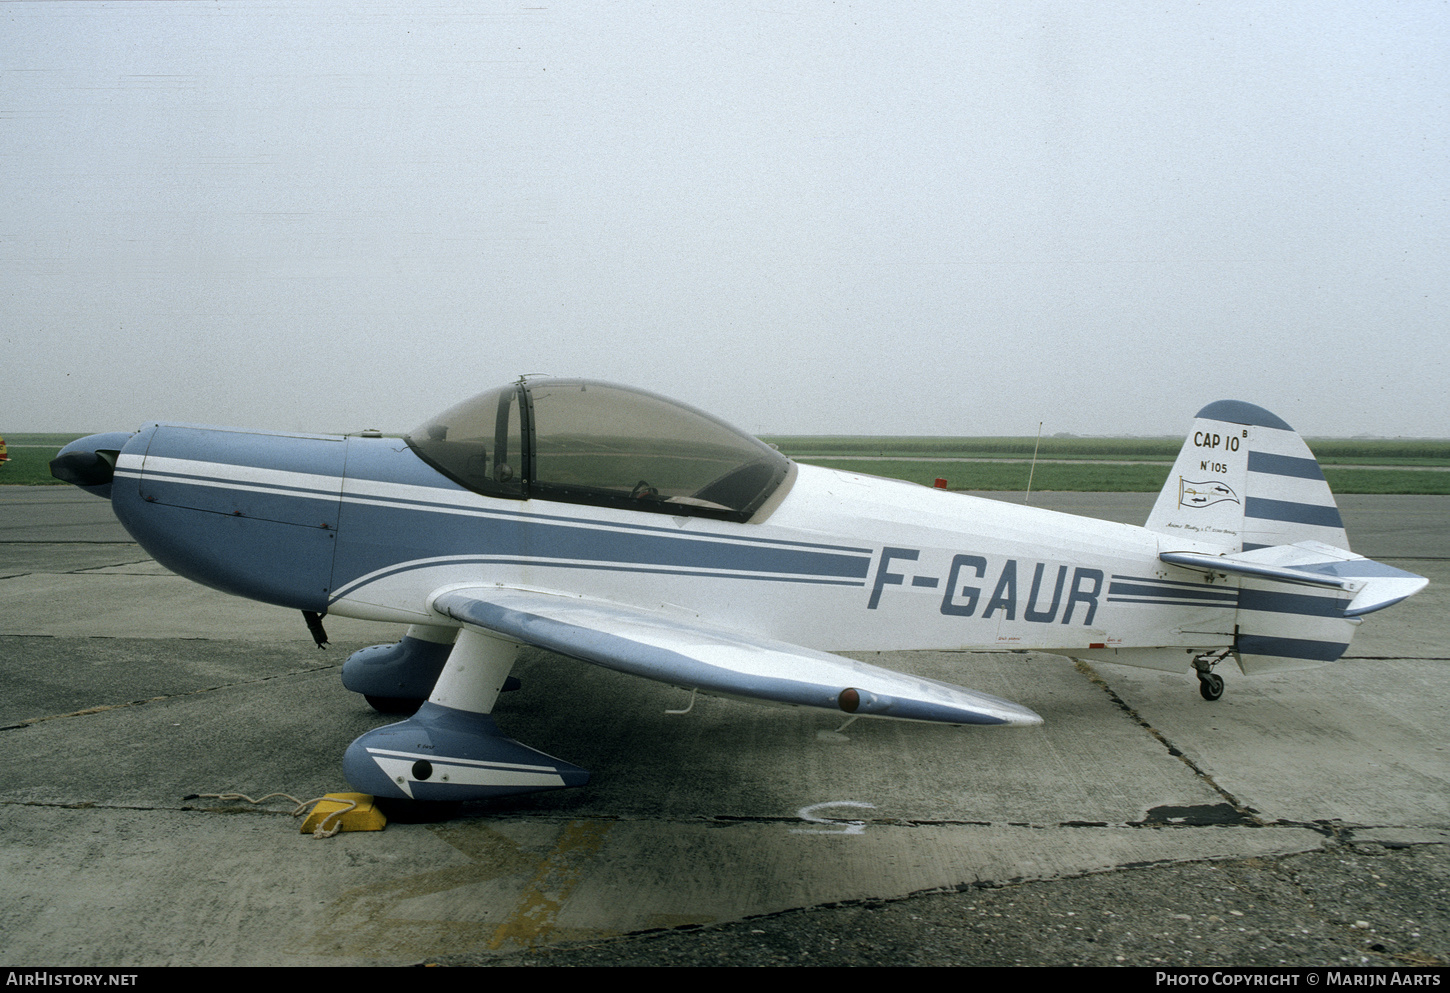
[{"x1": 1025, "y1": 421, "x2": 1042, "y2": 503}]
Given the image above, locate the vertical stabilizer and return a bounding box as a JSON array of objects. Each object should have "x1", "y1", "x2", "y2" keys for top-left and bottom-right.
[{"x1": 1146, "y1": 400, "x2": 1347, "y2": 553}]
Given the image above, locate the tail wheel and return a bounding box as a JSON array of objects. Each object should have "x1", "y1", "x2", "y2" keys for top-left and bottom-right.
[
  {"x1": 1198, "y1": 672, "x2": 1224, "y2": 701},
  {"x1": 1192, "y1": 649, "x2": 1230, "y2": 702}
]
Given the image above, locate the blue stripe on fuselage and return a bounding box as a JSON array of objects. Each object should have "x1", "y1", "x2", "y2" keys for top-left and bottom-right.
[
  {"x1": 339, "y1": 556, "x2": 870, "y2": 595},
  {"x1": 1108, "y1": 576, "x2": 1239, "y2": 602},
  {"x1": 1105, "y1": 574, "x2": 1238, "y2": 610},
  {"x1": 330, "y1": 497, "x2": 873, "y2": 597}
]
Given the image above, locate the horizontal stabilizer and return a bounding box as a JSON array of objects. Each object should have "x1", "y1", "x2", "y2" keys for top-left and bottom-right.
[
  {"x1": 1161, "y1": 542, "x2": 1427, "y2": 617},
  {"x1": 430, "y1": 586, "x2": 1042, "y2": 727}
]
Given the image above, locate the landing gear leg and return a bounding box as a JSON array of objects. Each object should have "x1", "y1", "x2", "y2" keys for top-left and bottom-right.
[{"x1": 1193, "y1": 650, "x2": 1230, "y2": 701}]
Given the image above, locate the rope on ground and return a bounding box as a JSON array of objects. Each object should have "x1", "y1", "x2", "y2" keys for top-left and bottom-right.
[{"x1": 186, "y1": 791, "x2": 358, "y2": 838}]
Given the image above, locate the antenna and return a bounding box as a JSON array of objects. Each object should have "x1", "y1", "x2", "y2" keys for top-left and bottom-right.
[{"x1": 1025, "y1": 420, "x2": 1042, "y2": 504}]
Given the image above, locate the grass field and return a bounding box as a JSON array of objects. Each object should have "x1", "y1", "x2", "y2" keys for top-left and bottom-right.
[
  {"x1": 2, "y1": 435, "x2": 87, "y2": 486},
  {"x1": 763, "y1": 435, "x2": 1450, "y2": 494},
  {"x1": 776, "y1": 458, "x2": 1450, "y2": 494},
  {"x1": 764, "y1": 435, "x2": 1450, "y2": 465},
  {"x1": 6, "y1": 433, "x2": 1449, "y2": 493}
]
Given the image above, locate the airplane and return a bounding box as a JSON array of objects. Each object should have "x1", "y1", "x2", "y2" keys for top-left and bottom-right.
[{"x1": 50, "y1": 379, "x2": 1427, "y2": 807}]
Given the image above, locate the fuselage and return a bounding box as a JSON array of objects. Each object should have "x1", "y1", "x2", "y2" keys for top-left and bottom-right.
[{"x1": 96, "y1": 421, "x2": 1244, "y2": 670}]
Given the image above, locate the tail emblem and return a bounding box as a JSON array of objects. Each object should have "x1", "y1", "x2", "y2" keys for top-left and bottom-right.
[{"x1": 1178, "y1": 478, "x2": 1240, "y2": 509}]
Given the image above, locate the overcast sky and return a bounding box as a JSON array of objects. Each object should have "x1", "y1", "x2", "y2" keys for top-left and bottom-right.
[{"x1": 4, "y1": 1, "x2": 1447, "y2": 438}]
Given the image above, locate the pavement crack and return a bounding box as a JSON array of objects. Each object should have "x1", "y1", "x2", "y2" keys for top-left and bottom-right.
[
  {"x1": 68, "y1": 559, "x2": 156, "y2": 573},
  {"x1": 1073, "y1": 659, "x2": 1260, "y2": 823},
  {"x1": 1, "y1": 664, "x2": 341, "y2": 729},
  {"x1": 0, "y1": 798, "x2": 299, "y2": 817}
]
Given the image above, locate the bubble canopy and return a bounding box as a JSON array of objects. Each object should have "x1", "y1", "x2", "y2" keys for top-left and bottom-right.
[{"x1": 405, "y1": 379, "x2": 791, "y2": 522}]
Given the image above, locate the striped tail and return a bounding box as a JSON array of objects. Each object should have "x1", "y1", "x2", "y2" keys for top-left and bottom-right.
[
  {"x1": 1148, "y1": 400, "x2": 1425, "y2": 675},
  {"x1": 1146, "y1": 400, "x2": 1345, "y2": 553}
]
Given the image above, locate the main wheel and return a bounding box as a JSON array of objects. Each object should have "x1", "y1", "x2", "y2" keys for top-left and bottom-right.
[
  {"x1": 1198, "y1": 673, "x2": 1224, "y2": 701},
  {"x1": 365, "y1": 695, "x2": 424, "y2": 715},
  {"x1": 373, "y1": 797, "x2": 463, "y2": 823}
]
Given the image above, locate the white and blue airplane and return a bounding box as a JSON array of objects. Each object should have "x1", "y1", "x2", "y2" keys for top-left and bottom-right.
[{"x1": 51, "y1": 379, "x2": 1426, "y2": 805}]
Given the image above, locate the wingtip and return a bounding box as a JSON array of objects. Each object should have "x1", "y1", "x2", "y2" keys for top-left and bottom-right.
[{"x1": 1005, "y1": 706, "x2": 1045, "y2": 728}]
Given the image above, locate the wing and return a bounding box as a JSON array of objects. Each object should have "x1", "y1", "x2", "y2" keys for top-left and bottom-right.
[{"x1": 430, "y1": 587, "x2": 1042, "y2": 727}]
